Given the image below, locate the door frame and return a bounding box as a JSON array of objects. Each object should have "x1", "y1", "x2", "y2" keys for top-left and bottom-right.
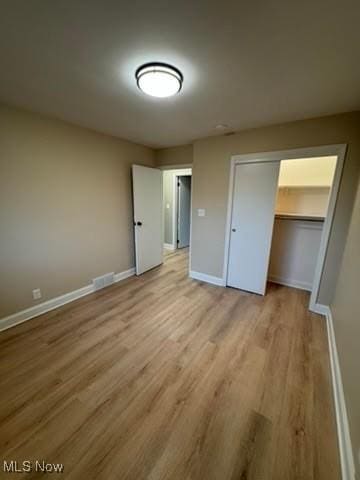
[
  {"x1": 176, "y1": 174, "x2": 192, "y2": 249},
  {"x1": 223, "y1": 144, "x2": 347, "y2": 313},
  {"x1": 159, "y1": 165, "x2": 193, "y2": 254}
]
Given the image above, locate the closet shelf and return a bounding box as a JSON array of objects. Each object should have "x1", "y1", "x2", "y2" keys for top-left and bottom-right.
[
  {"x1": 277, "y1": 184, "x2": 331, "y2": 189},
  {"x1": 275, "y1": 213, "x2": 325, "y2": 222}
]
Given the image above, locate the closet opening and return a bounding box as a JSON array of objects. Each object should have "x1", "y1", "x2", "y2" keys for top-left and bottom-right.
[
  {"x1": 224, "y1": 145, "x2": 346, "y2": 312},
  {"x1": 268, "y1": 156, "x2": 337, "y2": 293},
  {"x1": 162, "y1": 167, "x2": 192, "y2": 252}
]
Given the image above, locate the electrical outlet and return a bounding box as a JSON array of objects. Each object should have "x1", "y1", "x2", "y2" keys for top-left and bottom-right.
[
  {"x1": 197, "y1": 208, "x2": 206, "y2": 217},
  {"x1": 32, "y1": 288, "x2": 42, "y2": 300}
]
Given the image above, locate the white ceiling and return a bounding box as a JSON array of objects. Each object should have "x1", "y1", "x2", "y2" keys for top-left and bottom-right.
[{"x1": 0, "y1": 0, "x2": 359, "y2": 148}]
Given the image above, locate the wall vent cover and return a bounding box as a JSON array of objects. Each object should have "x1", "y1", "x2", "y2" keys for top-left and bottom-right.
[{"x1": 93, "y1": 272, "x2": 115, "y2": 291}]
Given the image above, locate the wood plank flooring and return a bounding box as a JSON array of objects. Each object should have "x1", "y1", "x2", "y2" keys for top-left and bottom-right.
[{"x1": 0, "y1": 249, "x2": 340, "y2": 479}]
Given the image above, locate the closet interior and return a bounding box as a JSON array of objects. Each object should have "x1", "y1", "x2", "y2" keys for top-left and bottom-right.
[{"x1": 268, "y1": 156, "x2": 337, "y2": 291}]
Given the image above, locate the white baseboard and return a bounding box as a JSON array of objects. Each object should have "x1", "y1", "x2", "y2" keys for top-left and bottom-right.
[
  {"x1": 268, "y1": 274, "x2": 312, "y2": 292},
  {"x1": 114, "y1": 268, "x2": 135, "y2": 282},
  {"x1": 190, "y1": 270, "x2": 225, "y2": 287},
  {"x1": 0, "y1": 267, "x2": 135, "y2": 333},
  {"x1": 325, "y1": 306, "x2": 356, "y2": 480},
  {"x1": 311, "y1": 302, "x2": 330, "y2": 315},
  {"x1": 163, "y1": 243, "x2": 176, "y2": 251}
]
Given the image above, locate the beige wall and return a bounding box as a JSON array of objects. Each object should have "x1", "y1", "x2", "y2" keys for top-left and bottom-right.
[
  {"x1": 331, "y1": 177, "x2": 360, "y2": 476},
  {"x1": 155, "y1": 144, "x2": 193, "y2": 166},
  {"x1": 278, "y1": 156, "x2": 337, "y2": 187},
  {"x1": 190, "y1": 112, "x2": 360, "y2": 305},
  {"x1": 0, "y1": 104, "x2": 154, "y2": 318}
]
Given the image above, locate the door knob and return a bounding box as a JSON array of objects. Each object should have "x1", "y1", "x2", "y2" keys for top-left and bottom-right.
[
  {"x1": 136, "y1": 221, "x2": 142, "y2": 226},
  {"x1": 232, "y1": 228, "x2": 236, "y2": 232}
]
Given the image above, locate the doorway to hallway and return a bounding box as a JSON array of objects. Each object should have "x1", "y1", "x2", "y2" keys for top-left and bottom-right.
[{"x1": 162, "y1": 168, "x2": 192, "y2": 252}]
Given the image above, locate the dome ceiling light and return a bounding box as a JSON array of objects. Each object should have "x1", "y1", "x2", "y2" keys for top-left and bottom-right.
[{"x1": 135, "y1": 62, "x2": 183, "y2": 98}]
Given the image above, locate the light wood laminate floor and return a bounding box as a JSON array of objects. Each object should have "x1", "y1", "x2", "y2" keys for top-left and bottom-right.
[{"x1": 0, "y1": 249, "x2": 340, "y2": 479}]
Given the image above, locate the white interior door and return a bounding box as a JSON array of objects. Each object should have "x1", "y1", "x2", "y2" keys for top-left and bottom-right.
[
  {"x1": 227, "y1": 161, "x2": 280, "y2": 294},
  {"x1": 132, "y1": 165, "x2": 163, "y2": 275},
  {"x1": 177, "y1": 175, "x2": 191, "y2": 248}
]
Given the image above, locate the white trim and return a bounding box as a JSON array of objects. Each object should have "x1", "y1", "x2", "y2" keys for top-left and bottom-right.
[
  {"x1": 309, "y1": 145, "x2": 346, "y2": 310},
  {"x1": 0, "y1": 267, "x2": 135, "y2": 333},
  {"x1": 325, "y1": 307, "x2": 356, "y2": 480},
  {"x1": 114, "y1": 267, "x2": 136, "y2": 282},
  {"x1": 176, "y1": 173, "x2": 192, "y2": 250},
  {"x1": 161, "y1": 167, "x2": 192, "y2": 254},
  {"x1": 222, "y1": 156, "x2": 237, "y2": 283},
  {"x1": 311, "y1": 302, "x2": 330, "y2": 316},
  {"x1": 188, "y1": 170, "x2": 194, "y2": 273},
  {"x1": 223, "y1": 144, "x2": 347, "y2": 312},
  {"x1": 231, "y1": 144, "x2": 346, "y2": 164},
  {"x1": 163, "y1": 243, "x2": 175, "y2": 251},
  {"x1": 158, "y1": 163, "x2": 192, "y2": 170},
  {"x1": 172, "y1": 174, "x2": 178, "y2": 248},
  {"x1": 190, "y1": 270, "x2": 225, "y2": 287},
  {"x1": 268, "y1": 275, "x2": 312, "y2": 292}
]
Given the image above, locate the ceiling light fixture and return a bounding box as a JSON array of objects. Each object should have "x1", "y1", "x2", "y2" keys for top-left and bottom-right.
[{"x1": 135, "y1": 62, "x2": 183, "y2": 98}]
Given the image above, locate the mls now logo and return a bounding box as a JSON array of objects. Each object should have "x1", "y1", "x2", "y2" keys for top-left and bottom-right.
[{"x1": 3, "y1": 460, "x2": 64, "y2": 473}]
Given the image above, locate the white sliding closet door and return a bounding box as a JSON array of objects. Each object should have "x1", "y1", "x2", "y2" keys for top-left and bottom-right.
[{"x1": 227, "y1": 161, "x2": 280, "y2": 294}]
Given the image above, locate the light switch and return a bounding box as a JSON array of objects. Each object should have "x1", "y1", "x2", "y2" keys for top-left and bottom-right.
[
  {"x1": 197, "y1": 209, "x2": 206, "y2": 217},
  {"x1": 166, "y1": 203, "x2": 170, "y2": 209}
]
